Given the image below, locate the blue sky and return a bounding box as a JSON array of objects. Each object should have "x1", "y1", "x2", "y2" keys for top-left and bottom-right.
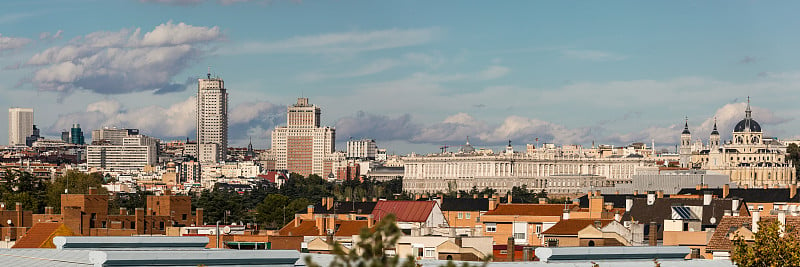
[{"x1": 2, "y1": 0, "x2": 800, "y2": 154}]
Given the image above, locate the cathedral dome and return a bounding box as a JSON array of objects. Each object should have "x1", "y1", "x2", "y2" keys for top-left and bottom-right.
[
  {"x1": 734, "y1": 118, "x2": 761, "y2": 132},
  {"x1": 459, "y1": 137, "x2": 475, "y2": 154}
]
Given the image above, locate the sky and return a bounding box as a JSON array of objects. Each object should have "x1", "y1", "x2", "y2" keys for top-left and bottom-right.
[{"x1": 2, "y1": 0, "x2": 800, "y2": 154}]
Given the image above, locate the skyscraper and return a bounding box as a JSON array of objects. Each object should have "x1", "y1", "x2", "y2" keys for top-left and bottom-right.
[
  {"x1": 8, "y1": 107, "x2": 33, "y2": 146},
  {"x1": 196, "y1": 72, "x2": 228, "y2": 163},
  {"x1": 271, "y1": 98, "x2": 335, "y2": 177},
  {"x1": 70, "y1": 124, "x2": 85, "y2": 145}
]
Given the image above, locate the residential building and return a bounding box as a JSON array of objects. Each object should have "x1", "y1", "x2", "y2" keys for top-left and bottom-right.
[
  {"x1": 707, "y1": 213, "x2": 799, "y2": 260},
  {"x1": 371, "y1": 200, "x2": 447, "y2": 236},
  {"x1": 440, "y1": 197, "x2": 489, "y2": 236},
  {"x1": 270, "y1": 98, "x2": 335, "y2": 177},
  {"x1": 196, "y1": 72, "x2": 228, "y2": 163},
  {"x1": 8, "y1": 107, "x2": 33, "y2": 146}
]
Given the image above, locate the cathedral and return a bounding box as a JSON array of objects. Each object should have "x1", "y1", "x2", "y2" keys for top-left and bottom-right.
[{"x1": 679, "y1": 98, "x2": 795, "y2": 187}]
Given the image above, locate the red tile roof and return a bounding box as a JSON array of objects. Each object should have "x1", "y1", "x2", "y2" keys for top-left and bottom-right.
[
  {"x1": 541, "y1": 219, "x2": 613, "y2": 236},
  {"x1": 707, "y1": 215, "x2": 800, "y2": 252},
  {"x1": 372, "y1": 201, "x2": 435, "y2": 222},
  {"x1": 12, "y1": 223, "x2": 77, "y2": 248},
  {"x1": 484, "y1": 204, "x2": 577, "y2": 216}
]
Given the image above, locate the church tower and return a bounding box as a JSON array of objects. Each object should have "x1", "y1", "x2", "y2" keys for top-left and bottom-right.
[
  {"x1": 709, "y1": 117, "x2": 720, "y2": 149},
  {"x1": 679, "y1": 117, "x2": 692, "y2": 168}
]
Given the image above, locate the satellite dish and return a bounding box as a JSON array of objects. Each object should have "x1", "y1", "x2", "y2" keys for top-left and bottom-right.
[
  {"x1": 223, "y1": 226, "x2": 231, "y2": 234},
  {"x1": 710, "y1": 217, "x2": 717, "y2": 224}
]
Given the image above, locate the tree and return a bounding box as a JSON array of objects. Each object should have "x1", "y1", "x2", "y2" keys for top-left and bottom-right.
[
  {"x1": 788, "y1": 143, "x2": 800, "y2": 174},
  {"x1": 0, "y1": 170, "x2": 47, "y2": 212},
  {"x1": 46, "y1": 171, "x2": 106, "y2": 208},
  {"x1": 732, "y1": 219, "x2": 800, "y2": 266},
  {"x1": 255, "y1": 194, "x2": 309, "y2": 229}
]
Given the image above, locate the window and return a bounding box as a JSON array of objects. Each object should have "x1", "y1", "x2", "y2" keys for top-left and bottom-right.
[
  {"x1": 536, "y1": 225, "x2": 542, "y2": 234},
  {"x1": 457, "y1": 212, "x2": 463, "y2": 219},
  {"x1": 182, "y1": 214, "x2": 188, "y2": 220},
  {"x1": 513, "y1": 233, "x2": 525, "y2": 240},
  {"x1": 159, "y1": 221, "x2": 165, "y2": 230},
  {"x1": 486, "y1": 223, "x2": 497, "y2": 232},
  {"x1": 465, "y1": 213, "x2": 471, "y2": 219},
  {"x1": 130, "y1": 221, "x2": 135, "y2": 229},
  {"x1": 424, "y1": 248, "x2": 436, "y2": 258},
  {"x1": 499, "y1": 250, "x2": 508, "y2": 255}
]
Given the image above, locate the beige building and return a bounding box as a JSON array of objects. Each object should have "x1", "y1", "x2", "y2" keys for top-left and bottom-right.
[
  {"x1": 680, "y1": 98, "x2": 795, "y2": 187},
  {"x1": 8, "y1": 107, "x2": 33, "y2": 146},
  {"x1": 196, "y1": 73, "x2": 228, "y2": 163},
  {"x1": 270, "y1": 98, "x2": 335, "y2": 177},
  {"x1": 403, "y1": 142, "x2": 653, "y2": 194}
]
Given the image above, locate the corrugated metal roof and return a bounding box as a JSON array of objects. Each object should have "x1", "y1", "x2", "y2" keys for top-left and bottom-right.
[{"x1": 372, "y1": 201, "x2": 435, "y2": 222}]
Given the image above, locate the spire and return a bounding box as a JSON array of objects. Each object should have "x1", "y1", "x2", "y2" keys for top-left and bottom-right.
[
  {"x1": 207, "y1": 66, "x2": 211, "y2": 79},
  {"x1": 711, "y1": 117, "x2": 719, "y2": 135},
  {"x1": 745, "y1": 96, "x2": 752, "y2": 131},
  {"x1": 682, "y1": 116, "x2": 691, "y2": 135},
  {"x1": 466, "y1": 136, "x2": 471, "y2": 145}
]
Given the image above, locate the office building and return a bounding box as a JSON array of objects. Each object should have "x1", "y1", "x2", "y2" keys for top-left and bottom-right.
[
  {"x1": 347, "y1": 138, "x2": 378, "y2": 160},
  {"x1": 87, "y1": 134, "x2": 159, "y2": 170},
  {"x1": 8, "y1": 107, "x2": 33, "y2": 146},
  {"x1": 25, "y1": 125, "x2": 41, "y2": 147},
  {"x1": 196, "y1": 72, "x2": 228, "y2": 163},
  {"x1": 92, "y1": 127, "x2": 140, "y2": 145},
  {"x1": 271, "y1": 98, "x2": 335, "y2": 177},
  {"x1": 70, "y1": 124, "x2": 85, "y2": 145}
]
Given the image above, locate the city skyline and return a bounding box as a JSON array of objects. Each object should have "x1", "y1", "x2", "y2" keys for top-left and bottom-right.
[{"x1": 2, "y1": 1, "x2": 800, "y2": 154}]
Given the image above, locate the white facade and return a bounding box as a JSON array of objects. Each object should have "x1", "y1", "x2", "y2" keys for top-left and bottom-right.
[
  {"x1": 347, "y1": 139, "x2": 378, "y2": 160},
  {"x1": 8, "y1": 108, "x2": 33, "y2": 146},
  {"x1": 197, "y1": 74, "x2": 228, "y2": 163},
  {"x1": 403, "y1": 153, "x2": 654, "y2": 193},
  {"x1": 270, "y1": 98, "x2": 335, "y2": 177},
  {"x1": 87, "y1": 135, "x2": 158, "y2": 170}
]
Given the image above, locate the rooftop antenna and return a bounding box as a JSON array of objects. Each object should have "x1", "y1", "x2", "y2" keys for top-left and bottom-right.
[{"x1": 207, "y1": 66, "x2": 211, "y2": 79}]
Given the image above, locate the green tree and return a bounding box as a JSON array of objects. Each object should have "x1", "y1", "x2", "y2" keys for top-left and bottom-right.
[
  {"x1": 46, "y1": 171, "x2": 106, "y2": 208},
  {"x1": 732, "y1": 219, "x2": 800, "y2": 266},
  {"x1": 788, "y1": 143, "x2": 800, "y2": 174},
  {"x1": 0, "y1": 170, "x2": 47, "y2": 212},
  {"x1": 255, "y1": 194, "x2": 309, "y2": 229}
]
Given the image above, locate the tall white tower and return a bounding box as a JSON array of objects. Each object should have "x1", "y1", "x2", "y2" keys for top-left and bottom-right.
[
  {"x1": 709, "y1": 117, "x2": 720, "y2": 149},
  {"x1": 679, "y1": 117, "x2": 692, "y2": 168},
  {"x1": 196, "y1": 72, "x2": 228, "y2": 163},
  {"x1": 8, "y1": 107, "x2": 33, "y2": 146}
]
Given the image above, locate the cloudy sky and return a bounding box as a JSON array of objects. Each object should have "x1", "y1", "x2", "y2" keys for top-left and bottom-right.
[{"x1": 2, "y1": 0, "x2": 800, "y2": 154}]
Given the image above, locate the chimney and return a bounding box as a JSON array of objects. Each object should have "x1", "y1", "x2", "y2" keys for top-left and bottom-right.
[
  {"x1": 322, "y1": 198, "x2": 327, "y2": 209},
  {"x1": 327, "y1": 197, "x2": 334, "y2": 210},
  {"x1": 15, "y1": 202, "x2": 22, "y2": 212},
  {"x1": 367, "y1": 214, "x2": 373, "y2": 228},
  {"x1": 456, "y1": 192, "x2": 461, "y2": 199},
  {"x1": 695, "y1": 184, "x2": 702, "y2": 191},
  {"x1": 625, "y1": 197, "x2": 634, "y2": 212},
  {"x1": 732, "y1": 198, "x2": 741, "y2": 216},
  {"x1": 473, "y1": 194, "x2": 478, "y2": 199},
  {"x1": 195, "y1": 208, "x2": 204, "y2": 226},
  {"x1": 589, "y1": 194, "x2": 603, "y2": 218},
  {"x1": 327, "y1": 216, "x2": 335, "y2": 234},
  {"x1": 595, "y1": 190, "x2": 601, "y2": 197},
  {"x1": 649, "y1": 222, "x2": 658, "y2": 246},
  {"x1": 483, "y1": 194, "x2": 489, "y2": 199},
  {"x1": 414, "y1": 194, "x2": 420, "y2": 200},
  {"x1": 792, "y1": 184, "x2": 798, "y2": 199},
  {"x1": 763, "y1": 184, "x2": 768, "y2": 189},
  {"x1": 633, "y1": 190, "x2": 639, "y2": 196},
  {"x1": 615, "y1": 190, "x2": 620, "y2": 195},
  {"x1": 455, "y1": 236, "x2": 463, "y2": 248},
  {"x1": 703, "y1": 191, "x2": 712, "y2": 206},
  {"x1": 538, "y1": 198, "x2": 547, "y2": 204},
  {"x1": 656, "y1": 190, "x2": 664, "y2": 199},
  {"x1": 361, "y1": 197, "x2": 367, "y2": 202},
  {"x1": 508, "y1": 236, "x2": 515, "y2": 262},
  {"x1": 507, "y1": 193, "x2": 512, "y2": 204},
  {"x1": 88, "y1": 187, "x2": 97, "y2": 195},
  {"x1": 752, "y1": 211, "x2": 760, "y2": 233},
  {"x1": 307, "y1": 205, "x2": 314, "y2": 215},
  {"x1": 345, "y1": 197, "x2": 350, "y2": 202},
  {"x1": 489, "y1": 197, "x2": 497, "y2": 211},
  {"x1": 723, "y1": 184, "x2": 730, "y2": 198},
  {"x1": 743, "y1": 184, "x2": 749, "y2": 189},
  {"x1": 702, "y1": 184, "x2": 709, "y2": 189},
  {"x1": 562, "y1": 209, "x2": 570, "y2": 220},
  {"x1": 120, "y1": 207, "x2": 127, "y2": 215},
  {"x1": 45, "y1": 206, "x2": 53, "y2": 215},
  {"x1": 647, "y1": 191, "x2": 655, "y2": 206},
  {"x1": 437, "y1": 193, "x2": 443, "y2": 200},
  {"x1": 779, "y1": 210, "x2": 787, "y2": 235},
  {"x1": 372, "y1": 197, "x2": 378, "y2": 202},
  {"x1": 604, "y1": 202, "x2": 613, "y2": 211},
  {"x1": 294, "y1": 214, "x2": 300, "y2": 227},
  {"x1": 316, "y1": 216, "x2": 324, "y2": 236}
]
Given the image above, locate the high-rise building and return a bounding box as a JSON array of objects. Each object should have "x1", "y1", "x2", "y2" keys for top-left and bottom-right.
[
  {"x1": 347, "y1": 138, "x2": 378, "y2": 160},
  {"x1": 196, "y1": 72, "x2": 228, "y2": 163},
  {"x1": 70, "y1": 124, "x2": 85, "y2": 145},
  {"x1": 8, "y1": 107, "x2": 33, "y2": 146},
  {"x1": 271, "y1": 98, "x2": 335, "y2": 177},
  {"x1": 25, "y1": 125, "x2": 40, "y2": 147}
]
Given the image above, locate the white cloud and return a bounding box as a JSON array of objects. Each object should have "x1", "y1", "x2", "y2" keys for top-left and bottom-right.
[
  {"x1": 0, "y1": 34, "x2": 32, "y2": 53},
  {"x1": 39, "y1": 30, "x2": 63, "y2": 41},
  {"x1": 223, "y1": 28, "x2": 440, "y2": 55},
  {"x1": 22, "y1": 21, "x2": 223, "y2": 94},
  {"x1": 477, "y1": 65, "x2": 510, "y2": 80},
  {"x1": 561, "y1": 49, "x2": 627, "y2": 61}
]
